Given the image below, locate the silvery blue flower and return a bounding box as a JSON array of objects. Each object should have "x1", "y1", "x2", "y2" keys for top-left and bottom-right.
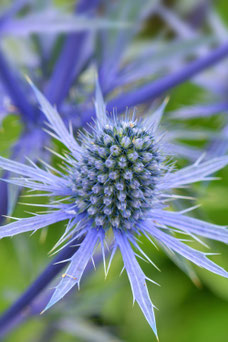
[
  {"x1": 0, "y1": 80, "x2": 228, "y2": 338},
  {"x1": 1, "y1": 0, "x2": 228, "y2": 224}
]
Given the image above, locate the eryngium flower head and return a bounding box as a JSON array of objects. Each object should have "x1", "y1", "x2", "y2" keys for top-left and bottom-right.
[
  {"x1": 0, "y1": 80, "x2": 228, "y2": 338},
  {"x1": 74, "y1": 117, "x2": 162, "y2": 230}
]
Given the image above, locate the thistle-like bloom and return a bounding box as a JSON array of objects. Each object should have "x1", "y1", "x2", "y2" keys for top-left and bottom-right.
[
  {"x1": 1, "y1": 81, "x2": 228, "y2": 338},
  {"x1": 2, "y1": 0, "x2": 228, "y2": 222}
]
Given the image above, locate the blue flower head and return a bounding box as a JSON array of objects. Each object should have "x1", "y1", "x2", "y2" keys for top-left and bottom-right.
[{"x1": 0, "y1": 79, "x2": 228, "y2": 338}]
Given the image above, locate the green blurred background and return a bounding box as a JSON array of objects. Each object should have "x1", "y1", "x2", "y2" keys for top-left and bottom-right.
[{"x1": 0, "y1": 0, "x2": 228, "y2": 341}]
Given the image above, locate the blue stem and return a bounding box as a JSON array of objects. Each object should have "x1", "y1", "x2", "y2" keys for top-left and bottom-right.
[
  {"x1": 0, "y1": 235, "x2": 84, "y2": 336},
  {"x1": 44, "y1": 33, "x2": 89, "y2": 107},
  {"x1": 45, "y1": 0, "x2": 100, "y2": 107},
  {"x1": 0, "y1": 50, "x2": 34, "y2": 121},
  {"x1": 71, "y1": 42, "x2": 228, "y2": 129},
  {"x1": 106, "y1": 42, "x2": 228, "y2": 113},
  {"x1": 0, "y1": 250, "x2": 103, "y2": 338}
]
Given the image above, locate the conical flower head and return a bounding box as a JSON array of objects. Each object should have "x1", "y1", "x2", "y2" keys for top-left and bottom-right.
[{"x1": 73, "y1": 117, "x2": 162, "y2": 231}]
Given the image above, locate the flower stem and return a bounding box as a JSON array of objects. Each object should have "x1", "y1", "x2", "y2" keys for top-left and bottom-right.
[
  {"x1": 44, "y1": 34, "x2": 90, "y2": 107},
  {"x1": 0, "y1": 49, "x2": 35, "y2": 121},
  {"x1": 44, "y1": 0, "x2": 99, "y2": 107},
  {"x1": 106, "y1": 42, "x2": 228, "y2": 113},
  {"x1": 0, "y1": 235, "x2": 84, "y2": 335}
]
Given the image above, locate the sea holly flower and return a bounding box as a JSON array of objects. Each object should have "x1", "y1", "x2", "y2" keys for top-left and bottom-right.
[
  {"x1": 1, "y1": 0, "x2": 228, "y2": 222},
  {"x1": 0, "y1": 81, "x2": 228, "y2": 337}
]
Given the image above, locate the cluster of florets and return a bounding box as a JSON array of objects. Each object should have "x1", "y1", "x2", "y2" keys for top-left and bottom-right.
[{"x1": 72, "y1": 120, "x2": 162, "y2": 230}]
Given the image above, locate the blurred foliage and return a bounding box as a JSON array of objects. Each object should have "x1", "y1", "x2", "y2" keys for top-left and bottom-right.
[{"x1": 0, "y1": 0, "x2": 228, "y2": 341}]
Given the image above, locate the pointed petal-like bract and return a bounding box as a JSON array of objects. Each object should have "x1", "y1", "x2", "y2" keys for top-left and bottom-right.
[
  {"x1": 151, "y1": 209, "x2": 228, "y2": 243},
  {"x1": 160, "y1": 156, "x2": 228, "y2": 189},
  {"x1": 114, "y1": 230, "x2": 158, "y2": 338},
  {"x1": 143, "y1": 98, "x2": 168, "y2": 133},
  {"x1": 169, "y1": 102, "x2": 228, "y2": 119},
  {"x1": 94, "y1": 77, "x2": 107, "y2": 128},
  {"x1": 206, "y1": 124, "x2": 228, "y2": 158},
  {"x1": 27, "y1": 78, "x2": 81, "y2": 160},
  {"x1": 0, "y1": 211, "x2": 72, "y2": 238},
  {"x1": 144, "y1": 223, "x2": 228, "y2": 278},
  {"x1": 0, "y1": 155, "x2": 68, "y2": 188},
  {"x1": 166, "y1": 142, "x2": 202, "y2": 161},
  {"x1": 0, "y1": 177, "x2": 72, "y2": 196},
  {"x1": 44, "y1": 229, "x2": 99, "y2": 312},
  {"x1": 2, "y1": 15, "x2": 129, "y2": 36}
]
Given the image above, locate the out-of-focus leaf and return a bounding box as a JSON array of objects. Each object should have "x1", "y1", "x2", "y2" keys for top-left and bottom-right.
[
  {"x1": 58, "y1": 318, "x2": 122, "y2": 342},
  {"x1": 1, "y1": 14, "x2": 130, "y2": 35}
]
